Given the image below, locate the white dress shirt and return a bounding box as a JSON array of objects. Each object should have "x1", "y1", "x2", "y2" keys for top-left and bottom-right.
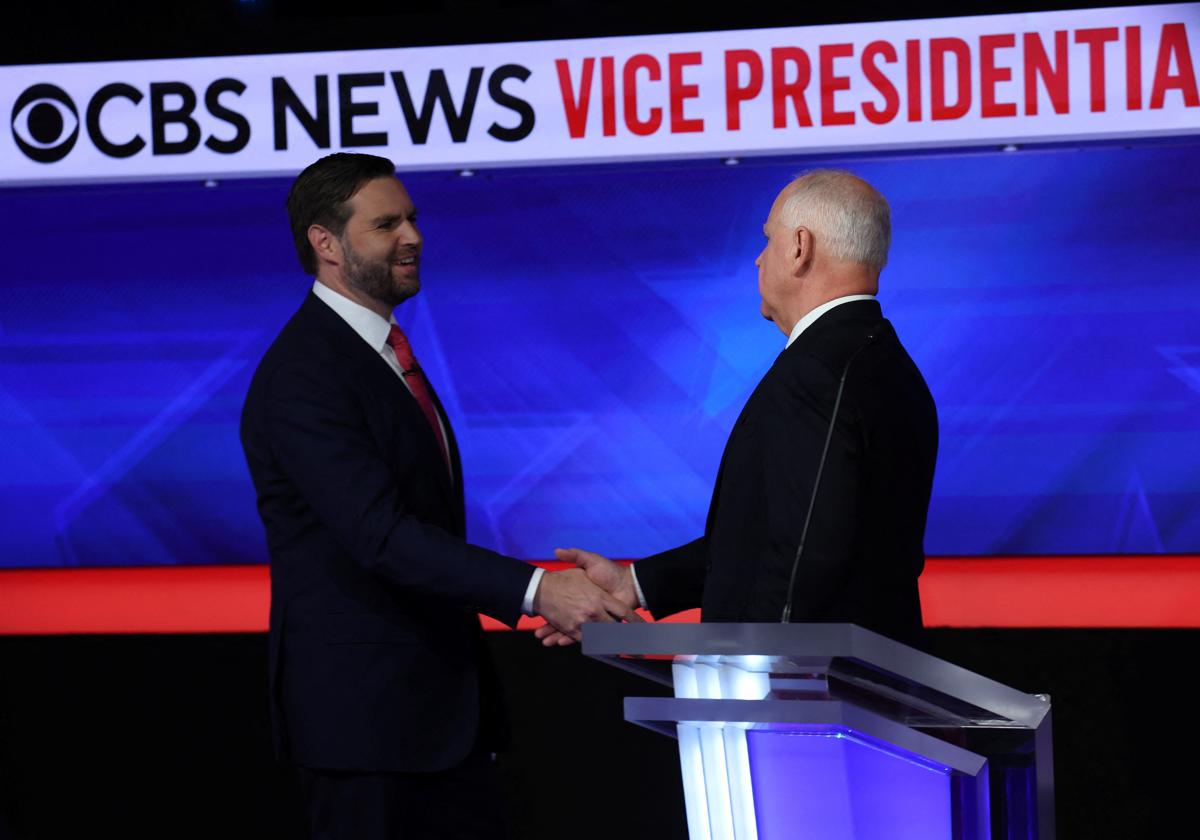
[
  {"x1": 785, "y1": 294, "x2": 876, "y2": 348},
  {"x1": 312, "y1": 281, "x2": 543, "y2": 615},
  {"x1": 627, "y1": 294, "x2": 877, "y2": 610}
]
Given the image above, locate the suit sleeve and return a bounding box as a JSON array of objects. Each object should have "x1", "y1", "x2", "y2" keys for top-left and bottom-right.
[
  {"x1": 260, "y1": 360, "x2": 534, "y2": 626},
  {"x1": 633, "y1": 537, "x2": 708, "y2": 618},
  {"x1": 758, "y1": 356, "x2": 862, "y2": 622}
]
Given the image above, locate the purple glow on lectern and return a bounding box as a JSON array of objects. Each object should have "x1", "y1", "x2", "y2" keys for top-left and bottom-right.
[{"x1": 747, "y1": 727, "x2": 953, "y2": 840}]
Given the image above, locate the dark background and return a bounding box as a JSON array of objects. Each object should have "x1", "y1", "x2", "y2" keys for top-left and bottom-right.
[
  {"x1": 3, "y1": 0, "x2": 1177, "y2": 66},
  {"x1": 1, "y1": 630, "x2": 1194, "y2": 839}
]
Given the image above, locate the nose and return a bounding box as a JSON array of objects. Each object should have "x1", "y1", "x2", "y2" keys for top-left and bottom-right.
[{"x1": 399, "y1": 220, "x2": 422, "y2": 249}]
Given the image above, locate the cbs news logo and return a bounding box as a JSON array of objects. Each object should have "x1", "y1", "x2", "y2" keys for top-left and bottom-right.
[{"x1": 9, "y1": 79, "x2": 251, "y2": 164}]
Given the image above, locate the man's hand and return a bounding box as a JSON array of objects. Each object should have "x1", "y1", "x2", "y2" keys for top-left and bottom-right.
[
  {"x1": 535, "y1": 548, "x2": 640, "y2": 647},
  {"x1": 558, "y1": 547, "x2": 639, "y2": 608},
  {"x1": 532, "y1": 568, "x2": 636, "y2": 642}
]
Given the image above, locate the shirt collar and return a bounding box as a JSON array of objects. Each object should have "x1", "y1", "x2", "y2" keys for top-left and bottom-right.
[
  {"x1": 785, "y1": 294, "x2": 876, "y2": 348},
  {"x1": 312, "y1": 280, "x2": 395, "y2": 353}
]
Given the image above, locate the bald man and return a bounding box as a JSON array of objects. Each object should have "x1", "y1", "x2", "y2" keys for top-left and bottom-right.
[{"x1": 543, "y1": 169, "x2": 938, "y2": 644}]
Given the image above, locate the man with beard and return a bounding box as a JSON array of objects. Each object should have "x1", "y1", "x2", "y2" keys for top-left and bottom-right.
[
  {"x1": 539, "y1": 169, "x2": 937, "y2": 647},
  {"x1": 240, "y1": 153, "x2": 633, "y2": 839}
]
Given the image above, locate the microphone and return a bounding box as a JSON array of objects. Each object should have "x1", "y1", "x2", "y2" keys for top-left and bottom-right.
[{"x1": 780, "y1": 332, "x2": 876, "y2": 624}]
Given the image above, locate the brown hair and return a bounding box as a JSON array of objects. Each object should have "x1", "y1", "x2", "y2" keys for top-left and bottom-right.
[{"x1": 285, "y1": 153, "x2": 396, "y2": 275}]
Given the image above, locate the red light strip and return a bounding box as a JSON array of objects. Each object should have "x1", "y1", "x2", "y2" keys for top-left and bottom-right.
[
  {"x1": 918, "y1": 554, "x2": 1200, "y2": 629},
  {"x1": 0, "y1": 556, "x2": 1196, "y2": 635}
]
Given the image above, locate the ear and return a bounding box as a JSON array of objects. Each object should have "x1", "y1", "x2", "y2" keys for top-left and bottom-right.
[
  {"x1": 307, "y1": 224, "x2": 341, "y2": 268},
  {"x1": 791, "y1": 226, "x2": 815, "y2": 276}
]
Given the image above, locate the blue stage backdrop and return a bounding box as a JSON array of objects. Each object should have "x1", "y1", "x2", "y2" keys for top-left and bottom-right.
[{"x1": 1, "y1": 144, "x2": 1198, "y2": 568}]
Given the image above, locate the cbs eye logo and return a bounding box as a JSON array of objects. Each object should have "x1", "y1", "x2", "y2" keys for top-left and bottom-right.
[{"x1": 11, "y1": 84, "x2": 80, "y2": 163}]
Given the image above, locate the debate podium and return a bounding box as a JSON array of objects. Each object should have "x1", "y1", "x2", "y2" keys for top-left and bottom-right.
[{"x1": 583, "y1": 623, "x2": 1053, "y2": 840}]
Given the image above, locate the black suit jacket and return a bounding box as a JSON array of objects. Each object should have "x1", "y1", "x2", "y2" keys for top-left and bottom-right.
[
  {"x1": 634, "y1": 299, "x2": 937, "y2": 645},
  {"x1": 240, "y1": 292, "x2": 534, "y2": 772}
]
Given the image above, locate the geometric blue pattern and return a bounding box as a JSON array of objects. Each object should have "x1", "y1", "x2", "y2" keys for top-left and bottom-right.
[{"x1": 2, "y1": 142, "x2": 1199, "y2": 567}]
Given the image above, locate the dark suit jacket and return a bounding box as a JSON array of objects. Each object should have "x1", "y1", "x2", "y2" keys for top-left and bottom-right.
[
  {"x1": 240, "y1": 292, "x2": 534, "y2": 773},
  {"x1": 634, "y1": 299, "x2": 937, "y2": 645}
]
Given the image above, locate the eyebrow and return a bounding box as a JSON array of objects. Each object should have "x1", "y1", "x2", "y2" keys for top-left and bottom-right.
[{"x1": 368, "y1": 212, "x2": 412, "y2": 226}]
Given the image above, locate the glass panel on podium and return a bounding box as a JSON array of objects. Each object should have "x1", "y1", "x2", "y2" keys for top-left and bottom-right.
[{"x1": 584, "y1": 623, "x2": 1052, "y2": 840}]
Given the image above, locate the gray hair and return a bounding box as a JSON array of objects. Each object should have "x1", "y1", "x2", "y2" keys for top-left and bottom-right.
[{"x1": 776, "y1": 169, "x2": 891, "y2": 271}]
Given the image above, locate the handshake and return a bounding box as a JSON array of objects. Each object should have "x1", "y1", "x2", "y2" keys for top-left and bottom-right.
[{"x1": 531, "y1": 548, "x2": 643, "y2": 646}]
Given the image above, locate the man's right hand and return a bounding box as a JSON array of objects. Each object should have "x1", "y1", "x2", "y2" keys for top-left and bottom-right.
[
  {"x1": 535, "y1": 548, "x2": 640, "y2": 646},
  {"x1": 532, "y1": 567, "x2": 637, "y2": 642},
  {"x1": 556, "y1": 547, "x2": 639, "y2": 609}
]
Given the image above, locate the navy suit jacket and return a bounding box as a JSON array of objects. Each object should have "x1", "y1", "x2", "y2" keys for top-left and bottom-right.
[
  {"x1": 240, "y1": 291, "x2": 534, "y2": 772},
  {"x1": 634, "y1": 300, "x2": 938, "y2": 645}
]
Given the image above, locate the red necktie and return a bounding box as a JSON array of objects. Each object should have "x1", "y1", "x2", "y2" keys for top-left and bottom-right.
[{"x1": 386, "y1": 325, "x2": 451, "y2": 474}]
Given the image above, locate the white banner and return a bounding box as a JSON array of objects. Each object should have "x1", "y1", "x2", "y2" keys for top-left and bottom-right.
[{"x1": 2, "y1": 3, "x2": 1198, "y2": 184}]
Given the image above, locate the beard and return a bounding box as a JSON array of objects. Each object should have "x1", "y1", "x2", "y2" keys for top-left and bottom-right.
[{"x1": 341, "y1": 237, "x2": 420, "y2": 309}]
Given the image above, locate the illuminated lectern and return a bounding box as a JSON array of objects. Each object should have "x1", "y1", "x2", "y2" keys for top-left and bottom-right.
[{"x1": 583, "y1": 623, "x2": 1053, "y2": 840}]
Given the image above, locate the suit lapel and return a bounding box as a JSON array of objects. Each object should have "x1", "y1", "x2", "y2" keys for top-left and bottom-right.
[
  {"x1": 375, "y1": 362, "x2": 459, "y2": 523},
  {"x1": 423, "y1": 376, "x2": 466, "y2": 533},
  {"x1": 300, "y1": 293, "x2": 461, "y2": 527}
]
